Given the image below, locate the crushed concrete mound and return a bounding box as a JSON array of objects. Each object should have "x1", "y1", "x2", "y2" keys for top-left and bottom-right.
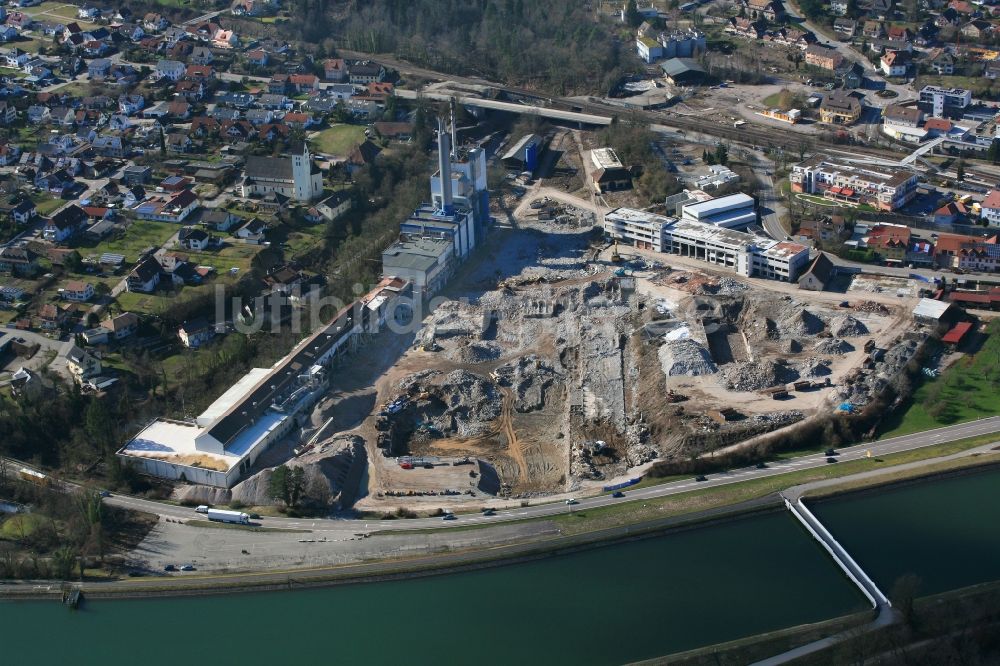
[
  {"x1": 397, "y1": 369, "x2": 503, "y2": 437},
  {"x1": 177, "y1": 485, "x2": 231, "y2": 506},
  {"x1": 780, "y1": 308, "x2": 825, "y2": 337},
  {"x1": 720, "y1": 360, "x2": 800, "y2": 391},
  {"x1": 229, "y1": 435, "x2": 364, "y2": 507},
  {"x1": 493, "y1": 354, "x2": 559, "y2": 412},
  {"x1": 797, "y1": 358, "x2": 833, "y2": 377},
  {"x1": 814, "y1": 338, "x2": 855, "y2": 355},
  {"x1": 658, "y1": 338, "x2": 718, "y2": 376},
  {"x1": 786, "y1": 339, "x2": 802, "y2": 353},
  {"x1": 449, "y1": 341, "x2": 503, "y2": 364},
  {"x1": 830, "y1": 315, "x2": 869, "y2": 337}
]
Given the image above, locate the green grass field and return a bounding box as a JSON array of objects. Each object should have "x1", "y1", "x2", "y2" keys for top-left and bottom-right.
[
  {"x1": 881, "y1": 321, "x2": 1000, "y2": 437},
  {"x1": 311, "y1": 124, "x2": 367, "y2": 156},
  {"x1": 30, "y1": 193, "x2": 64, "y2": 217},
  {"x1": 0, "y1": 513, "x2": 47, "y2": 540},
  {"x1": 91, "y1": 221, "x2": 178, "y2": 263}
]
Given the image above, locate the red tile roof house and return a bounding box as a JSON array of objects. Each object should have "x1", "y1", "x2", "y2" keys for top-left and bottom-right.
[{"x1": 980, "y1": 189, "x2": 1000, "y2": 227}]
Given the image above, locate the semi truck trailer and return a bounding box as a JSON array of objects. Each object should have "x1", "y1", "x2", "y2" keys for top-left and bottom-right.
[{"x1": 206, "y1": 509, "x2": 250, "y2": 524}]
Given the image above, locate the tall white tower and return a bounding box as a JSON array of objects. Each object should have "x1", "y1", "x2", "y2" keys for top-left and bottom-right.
[{"x1": 291, "y1": 141, "x2": 322, "y2": 201}]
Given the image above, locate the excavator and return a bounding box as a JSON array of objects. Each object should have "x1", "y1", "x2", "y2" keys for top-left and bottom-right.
[{"x1": 611, "y1": 240, "x2": 622, "y2": 263}]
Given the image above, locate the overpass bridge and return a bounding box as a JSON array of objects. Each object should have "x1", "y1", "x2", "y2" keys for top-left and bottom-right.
[{"x1": 394, "y1": 88, "x2": 613, "y2": 126}]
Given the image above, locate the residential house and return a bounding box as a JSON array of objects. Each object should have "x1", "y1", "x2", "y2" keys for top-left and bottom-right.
[
  {"x1": 961, "y1": 20, "x2": 993, "y2": 40},
  {"x1": 928, "y1": 50, "x2": 955, "y2": 75},
  {"x1": 64, "y1": 345, "x2": 102, "y2": 382},
  {"x1": 934, "y1": 233, "x2": 1000, "y2": 272},
  {"x1": 830, "y1": 0, "x2": 849, "y2": 14},
  {"x1": 235, "y1": 217, "x2": 266, "y2": 243},
  {"x1": 37, "y1": 303, "x2": 66, "y2": 330},
  {"x1": 60, "y1": 280, "x2": 94, "y2": 302},
  {"x1": 166, "y1": 132, "x2": 193, "y2": 153},
  {"x1": 5, "y1": 48, "x2": 30, "y2": 69},
  {"x1": 881, "y1": 50, "x2": 911, "y2": 77},
  {"x1": 820, "y1": 92, "x2": 861, "y2": 124},
  {"x1": 883, "y1": 104, "x2": 923, "y2": 127},
  {"x1": 0, "y1": 25, "x2": 18, "y2": 41},
  {"x1": 934, "y1": 201, "x2": 968, "y2": 225},
  {"x1": 281, "y1": 112, "x2": 314, "y2": 129},
  {"x1": 0, "y1": 142, "x2": 19, "y2": 166},
  {"x1": 178, "y1": 227, "x2": 211, "y2": 250},
  {"x1": 981, "y1": 190, "x2": 1000, "y2": 227},
  {"x1": 103, "y1": 312, "x2": 139, "y2": 340},
  {"x1": 44, "y1": 204, "x2": 88, "y2": 242},
  {"x1": 348, "y1": 61, "x2": 385, "y2": 85},
  {"x1": 91, "y1": 136, "x2": 124, "y2": 158},
  {"x1": 797, "y1": 252, "x2": 836, "y2": 291},
  {"x1": 307, "y1": 190, "x2": 352, "y2": 223},
  {"x1": 155, "y1": 59, "x2": 186, "y2": 81},
  {"x1": 117, "y1": 94, "x2": 145, "y2": 116},
  {"x1": 743, "y1": 0, "x2": 784, "y2": 22},
  {"x1": 168, "y1": 100, "x2": 191, "y2": 119},
  {"x1": 866, "y1": 224, "x2": 910, "y2": 264},
  {"x1": 185, "y1": 63, "x2": 214, "y2": 80},
  {"x1": 863, "y1": 21, "x2": 885, "y2": 39},
  {"x1": 833, "y1": 18, "x2": 857, "y2": 37},
  {"x1": 133, "y1": 189, "x2": 199, "y2": 222},
  {"x1": 289, "y1": 73, "x2": 318, "y2": 92},
  {"x1": 346, "y1": 139, "x2": 382, "y2": 174},
  {"x1": 201, "y1": 209, "x2": 241, "y2": 231},
  {"x1": 175, "y1": 79, "x2": 204, "y2": 101},
  {"x1": 0, "y1": 100, "x2": 16, "y2": 125},
  {"x1": 87, "y1": 57, "x2": 113, "y2": 79},
  {"x1": 122, "y1": 165, "x2": 152, "y2": 185},
  {"x1": 178, "y1": 318, "x2": 215, "y2": 348},
  {"x1": 144, "y1": 12, "x2": 169, "y2": 31},
  {"x1": 886, "y1": 25, "x2": 912, "y2": 44},
  {"x1": 323, "y1": 58, "x2": 346, "y2": 81},
  {"x1": 0, "y1": 245, "x2": 38, "y2": 276},
  {"x1": 126, "y1": 257, "x2": 161, "y2": 293},
  {"x1": 190, "y1": 46, "x2": 214, "y2": 65},
  {"x1": 805, "y1": 44, "x2": 843, "y2": 71},
  {"x1": 10, "y1": 199, "x2": 35, "y2": 224},
  {"x1": 246, "y1": 48, "x2": 268, "y2": 67}
]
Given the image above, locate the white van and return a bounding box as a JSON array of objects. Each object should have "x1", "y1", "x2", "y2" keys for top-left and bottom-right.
[{"x1": 195, "y1": 505, "x2": 209, "y2": 514}]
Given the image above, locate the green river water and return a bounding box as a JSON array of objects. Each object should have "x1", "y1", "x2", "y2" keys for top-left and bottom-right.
[
  {"x1": 810, "y1": 466, "x2": 1000, "y2": 597},
  {"x1": 4, "y1": 468, "x2": 999, "y2": 665},
  {"x1": 1, "y1": 511, "x2": 864, "y2": 666}
]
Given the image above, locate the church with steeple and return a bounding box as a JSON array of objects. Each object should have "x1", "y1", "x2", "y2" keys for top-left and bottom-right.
[{"x1": 240, "y1": 141, "x2": 324, "y2": 202}]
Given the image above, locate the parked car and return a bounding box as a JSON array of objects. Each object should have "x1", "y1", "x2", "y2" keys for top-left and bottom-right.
[
  {"x1": 163, "y1": 564, "x2": 176, "y2": 572},
  {"x1": 180, "y1": 564, "x2": 195, "y2": 571}
]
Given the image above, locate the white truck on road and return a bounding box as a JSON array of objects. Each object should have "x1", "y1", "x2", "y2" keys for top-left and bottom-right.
[{"x1": 206, "y1": 508, "x2": 250, "y2": 524}]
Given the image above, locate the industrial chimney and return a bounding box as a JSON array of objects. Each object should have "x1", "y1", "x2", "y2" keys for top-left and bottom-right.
[
  {"x1": 450, "y1": 98, "x2": 458, "y2": 160},
  {"x1": 437, "y1": 117, "x2": 454, "y2": 215}
]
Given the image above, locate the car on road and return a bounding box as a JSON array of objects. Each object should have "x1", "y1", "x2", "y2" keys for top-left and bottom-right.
[
  {"x1": 442, "y1": 513, "x2": 457, "y2": 521},
  {"x1": 482, "y1": 509, "x2": 496, "y2": 516},
  {"x1": 695, "y1": 475, "x2": 708, "y2": 482},
  {"x1": 611, "y1": 491, "x2": 625, "y2": 498},
  {"x1": 163, "y1": 564, "x2": 176, "y2": 572},
  {"x1": 195, "y1": 505, "x2": 209, "y2": 513},
  {"x1": 249, "y1": 513, "x2": 261, "y2": 520},
  {"x1": 826, "y1": 457, "x2": 838, "y2": 464},
  {"x1": 825, "y1": 449, "x2": 838, "y2": 456},
  {"x1": 99, "y1": 490, "x2": 111, "y2": 497},
  {"x1": 755, "y1": 462, "x2": 768, "y2": 469},
  {"x1": 180, "y1": 564, "x2": 195, "y2": 571},
  {"x1": 565, "y1": 498, "x2": 578, "y2": 505}
]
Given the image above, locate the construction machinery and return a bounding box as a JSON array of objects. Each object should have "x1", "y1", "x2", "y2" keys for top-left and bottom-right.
[{"x1": 611, "y1": 240, "x2": 622, "y2": 263}]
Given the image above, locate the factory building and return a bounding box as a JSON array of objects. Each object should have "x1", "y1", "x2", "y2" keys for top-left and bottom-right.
[
  {"x1": 501, "y1": 134, "x2": 543, "y2": 172},
  {"x1": 382, "y1": 116, "x2": 487, "y2": 296},
  {"x1": 604, "y1": 208, "x2": 810, "y2": 282},
  {"x1": 118, "y1": 278, "x2": 412, "y2": 487}
]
